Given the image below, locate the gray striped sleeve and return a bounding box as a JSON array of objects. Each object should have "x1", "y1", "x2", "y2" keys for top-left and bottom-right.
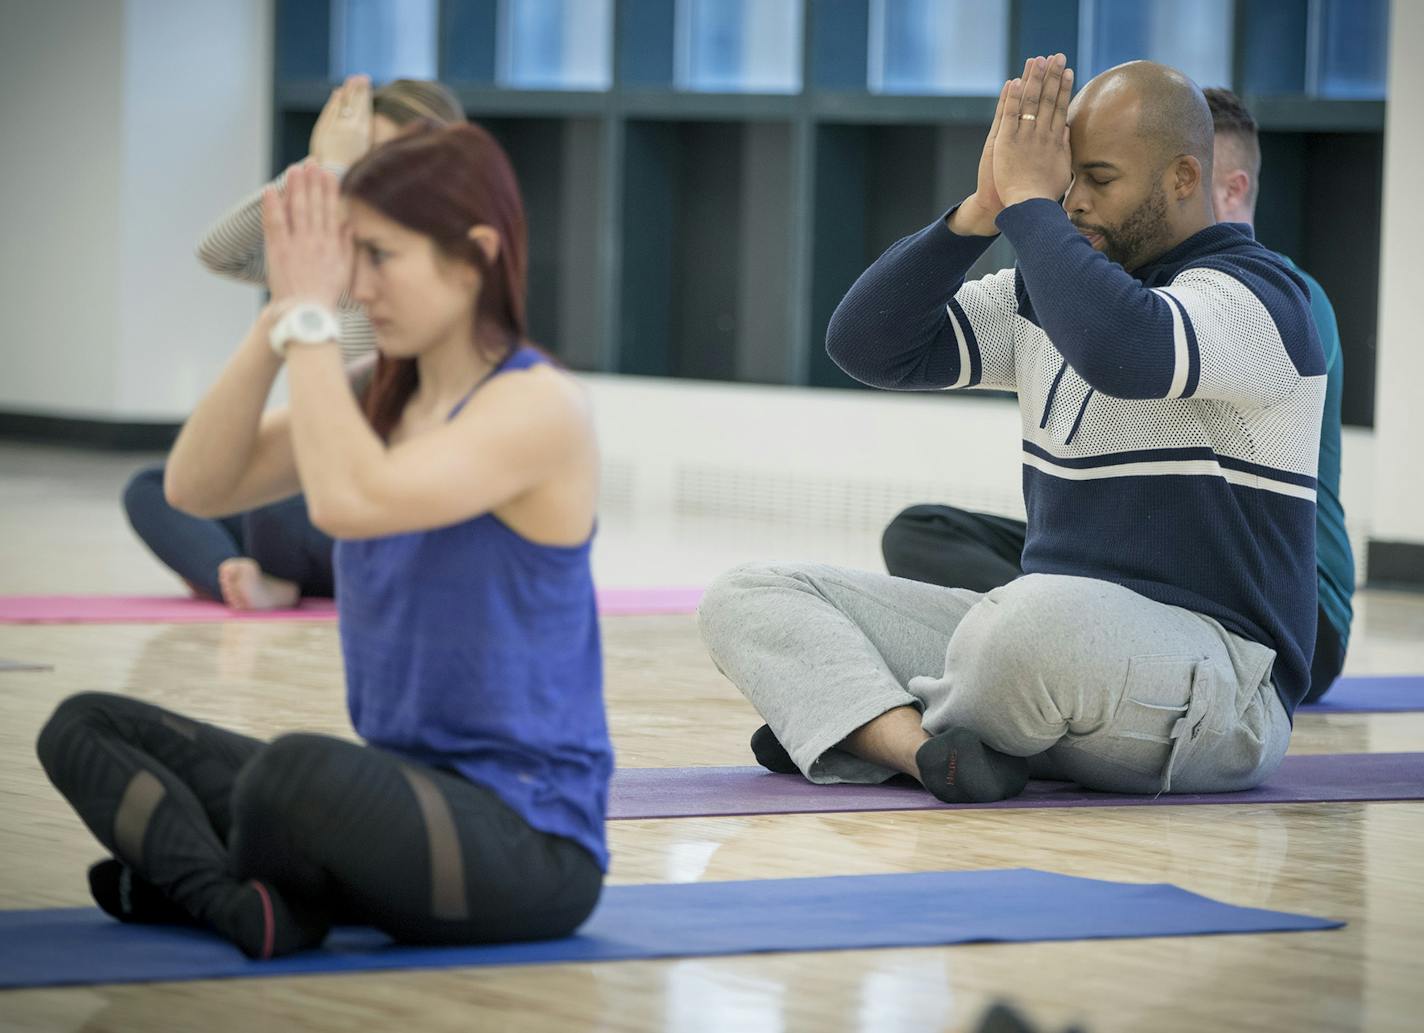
[
  {"x1": 195, "y1": 178, "x2": 272, "y2": 284},
  {"x1": 338, "y1": 309, "x2": 377, "y2": 363},
  {"x1": 197, "y1": 163, "x2": 374, "y2": 363}
]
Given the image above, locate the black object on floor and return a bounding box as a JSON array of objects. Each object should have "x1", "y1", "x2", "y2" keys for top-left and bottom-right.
[{"x1": 749, "y1": 724, "x2": 799, "y2": 775}]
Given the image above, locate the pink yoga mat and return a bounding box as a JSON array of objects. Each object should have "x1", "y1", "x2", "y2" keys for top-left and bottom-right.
[
  {"x1": 599, "y1": 587, "x2": 704, "y2": 616},
  {"x1": 0, "y1": 588, "x2": 703, "y2": 624}
]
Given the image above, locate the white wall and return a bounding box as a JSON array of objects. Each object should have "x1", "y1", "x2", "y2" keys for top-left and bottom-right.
[
  {"x1": 584, "y1": 375, "x2": 1379, "y2": 587},
  {"x1": 1370, "y1": 0, "x2": 1424, "y2": 552},
  {"x1": 114, "y1": 0, "x2": 274, "y2": 418},
  {"x1": 586, "y1": 375, "x2": 1026, "y2": 526},
  {"x1": 0, "y1": 1, "x2": 125, "y2": 415},
  {"x1": 0, "y1": 0, "x2": 271, "y2": 420}
]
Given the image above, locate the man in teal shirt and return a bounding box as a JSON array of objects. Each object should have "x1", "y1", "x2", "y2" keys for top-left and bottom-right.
[
  {"x1": 1203, "y1": 88, "x2": 1353, "y2": 702},
  {"x1": 880, "y1": 87, "x2": 1353, "y2": 703}
]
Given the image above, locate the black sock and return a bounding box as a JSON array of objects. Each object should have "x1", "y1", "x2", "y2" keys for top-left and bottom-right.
[
  {"x1": 974, "y1": 1002, "x2": 1086, "y2": 1033},
  {"x1": 976, "y1": 1003, "x2": 1038, "y2": 1033},
  {"x1": 915, "y1": 728, "x2": 1029, "y2": 804},
  {"x1": 213, "y1": 879, "x2": 331, "y2": 960},
  {"x1": 89, "y1": 860, "x2": 327, "y2": 958},
  {"x1": 750, "y1": 725, "x2": 800, "y2": 775},
  {"x1": 88, "y1": 859, "x2": 195, "y2": 926}
]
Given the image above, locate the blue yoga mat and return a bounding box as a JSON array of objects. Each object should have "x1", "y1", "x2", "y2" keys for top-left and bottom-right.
[
  {"x1": 1299, "y1": 675, "x2": 1424, "y2": 713},
  {"x1": 0, "y1": 868, "x2": 1338, "y2": 989}
]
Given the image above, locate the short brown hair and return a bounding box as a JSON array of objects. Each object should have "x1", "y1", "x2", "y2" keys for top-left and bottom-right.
[
  {"x1": 372, "y1": 79, "x2": 466, "y2": 128},
  {"x1": 1204, "y1": 87, "x2": 1261, "y2": 208}
]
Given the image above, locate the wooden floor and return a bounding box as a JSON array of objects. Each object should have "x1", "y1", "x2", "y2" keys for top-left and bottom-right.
[{"x1": 2, "y1": 443, "x2": 1423, "y2": 1033}]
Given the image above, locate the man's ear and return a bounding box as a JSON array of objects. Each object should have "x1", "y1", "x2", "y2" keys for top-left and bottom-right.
[
  {"x1": 1222, "y1": 169, "x2": 1251, "y2": 208},
  {"x1": 1173, "y1": 155, "x2": 1203, "y2": 200},
  {"x1": 468, "y1": 224, "x2": 501, "y2": 266}
]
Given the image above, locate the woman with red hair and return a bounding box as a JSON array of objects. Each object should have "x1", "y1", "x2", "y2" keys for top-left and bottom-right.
[{"x1": 36, "y1": 124, "x2": 611, "y2": 959}]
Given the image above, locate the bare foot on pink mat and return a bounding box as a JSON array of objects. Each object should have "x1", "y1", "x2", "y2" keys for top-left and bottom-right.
[{"x1": 217, "y1": 558, "x2": 300, "y2": 611}]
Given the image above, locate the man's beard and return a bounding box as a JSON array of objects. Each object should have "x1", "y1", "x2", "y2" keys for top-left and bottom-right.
[{"x1": 1079, "y1": 184, "x2": 1170, "y2": 271}]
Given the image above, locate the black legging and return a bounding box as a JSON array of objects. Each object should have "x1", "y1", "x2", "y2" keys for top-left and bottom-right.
[
  {"x1": 122, "y1": 464, "x2": 335, "y2": 601},
  {"x1": 35, "y1": 692, "x2": 602, "y2": 958},
  {"x1": 882, "y1": 503, "x2": 1347, "y2": 703}
]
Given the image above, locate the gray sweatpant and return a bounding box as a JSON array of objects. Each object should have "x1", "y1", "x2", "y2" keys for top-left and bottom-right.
[{"x1": 698, "y1": 564, "x2": 1292, "y2": 794}]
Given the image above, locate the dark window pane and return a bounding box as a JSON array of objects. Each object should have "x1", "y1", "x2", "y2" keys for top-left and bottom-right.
[
  {"x1": 499, "y1": 0, "x2": 612, "y2": 90},
  {"x1": 869, "y1": 0, "x2": 1008, "y2": 96},
  {"x1": 1081, "y1": 0, "x2": 1232, "y2": 85},
  {"x1": 1312, "y1": 0, "x2": 1389, "y2": 98},
  {"x1": 676, "y1": 0, "x2": 802, "y2": 93},
  {"x1": 332, "y1": 0, "x2": 437, "y2": 80}
]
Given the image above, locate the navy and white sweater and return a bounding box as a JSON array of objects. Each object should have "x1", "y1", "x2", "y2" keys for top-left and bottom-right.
[{"x1": 827, "y1": 198, "x2": 1325, "y2": 716}]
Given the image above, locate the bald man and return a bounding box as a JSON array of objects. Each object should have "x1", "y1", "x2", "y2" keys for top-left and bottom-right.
[
  {"x1": 699, "y1": 58, "x2": 1324, "y2": 803},
  {"x1": 876, "y1": 86, "x2": 1353, "y2": 707}
]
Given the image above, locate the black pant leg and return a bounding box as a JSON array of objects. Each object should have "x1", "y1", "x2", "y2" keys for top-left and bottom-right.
[
  {"x1": 241, "y1": 495, "x2": 336, "y2": 598},
  {"x1": 228, "y1": 733, "x2": 603, "y2": 946},
  {"x1": 35, "y1": 693, "x2": 265, "y2": 922},
  {"x1": 882, "y1": 504, "x2": 1028, "y2": 592},
  {"x1": 1303, "y1": 605, "x2": 1348, "y2": 704}
]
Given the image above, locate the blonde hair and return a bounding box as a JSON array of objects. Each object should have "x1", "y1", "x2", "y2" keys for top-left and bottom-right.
[{"x1": 372, "y1": 79, "x2": 465, "y2": 127}]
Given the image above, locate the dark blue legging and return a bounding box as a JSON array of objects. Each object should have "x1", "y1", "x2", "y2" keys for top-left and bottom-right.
[{"x1": 122, "y1": 464, "x2": 334, "y2": 601}]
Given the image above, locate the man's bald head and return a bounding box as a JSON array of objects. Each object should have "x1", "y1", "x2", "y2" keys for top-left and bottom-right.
[
  {"x1": 1061, "y1": 60, "x2": 1217, "y2": 270},
  {"x1": 1070, "y1": 60, "x2": 1215, "y2": 179}
]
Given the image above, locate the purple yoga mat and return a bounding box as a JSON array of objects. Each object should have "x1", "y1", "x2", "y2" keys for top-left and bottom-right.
[
  {"x1": 0, "y1": 588, "x2": 702, "y2": 624},
  {"x1": 608, "y1": 752, "x2": 1424, "y2": 820},
  {"x1": 1297, "y1": 675, "x2": 1424, "y2": 714}
]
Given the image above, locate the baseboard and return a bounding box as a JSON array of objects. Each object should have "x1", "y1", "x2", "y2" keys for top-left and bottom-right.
[
  {"x1": 0, "y1": 412, "x2": 180, "y2": 451},
  {"x1": 1366, "y1": 539, "x2": 1424, "y2": 590}
]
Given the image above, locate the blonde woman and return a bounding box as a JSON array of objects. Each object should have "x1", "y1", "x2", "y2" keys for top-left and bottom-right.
[{"x1": 122, "y1": 77, "x2": 466, "y2": 610}]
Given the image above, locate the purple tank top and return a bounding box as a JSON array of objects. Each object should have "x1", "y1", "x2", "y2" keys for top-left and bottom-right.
[{"x1": 333, "y1": 346, "x2": 611, "y2": 867}]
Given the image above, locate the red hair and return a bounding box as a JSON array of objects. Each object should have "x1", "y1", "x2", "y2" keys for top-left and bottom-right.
[{"x1": 341, "y1": 123, "x2": 528, "y2": 439}]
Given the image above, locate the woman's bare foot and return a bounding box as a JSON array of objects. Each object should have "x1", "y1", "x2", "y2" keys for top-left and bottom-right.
[{"x1": 217, "y1": 558, "x2": 300, "y2": 611}]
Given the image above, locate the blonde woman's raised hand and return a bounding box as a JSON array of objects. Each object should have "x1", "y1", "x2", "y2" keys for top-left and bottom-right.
[{"x1": 309, "y1": 75, "x2": 373, "y2": 168}]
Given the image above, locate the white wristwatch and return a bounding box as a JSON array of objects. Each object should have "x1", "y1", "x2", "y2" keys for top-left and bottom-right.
[{"x1": 269, "y1": 302, "x2": 341, "y2": 358}]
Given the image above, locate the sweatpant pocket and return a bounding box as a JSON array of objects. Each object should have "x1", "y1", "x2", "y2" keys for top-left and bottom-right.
[
  {"x1": 1170, "y1": 682, "x2": 1291, "y2": 793},
  {"x1": 1058, "y1": 654, "x2": 1208, "y2": 783}
]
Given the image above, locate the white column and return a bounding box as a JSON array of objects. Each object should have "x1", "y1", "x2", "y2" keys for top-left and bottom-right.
[
  {"x1": 0, "y1": 0, "x2": 126, "y2": 416},
  {"x1": 1368, "y1": 0, "x2": 1424, "y2": 581},
  {"x1": 0, "y1": 0, "x2": 273, "y2": 421}
]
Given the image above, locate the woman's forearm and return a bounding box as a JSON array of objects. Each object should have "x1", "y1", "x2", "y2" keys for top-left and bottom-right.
[
  {"x1": 283, "y1": 344, "x2": 386, "y2": 535},
  {"x1": 194, "y1": 180, "x2": 273, "y2": 284},
  {"x1": 164, "y1": 315, "x2": 284, "y2": 515}
]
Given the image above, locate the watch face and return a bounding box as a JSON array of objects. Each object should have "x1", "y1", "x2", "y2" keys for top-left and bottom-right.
[{"x1": 297, "y1": 309, "x2": 325, "y2": 337}]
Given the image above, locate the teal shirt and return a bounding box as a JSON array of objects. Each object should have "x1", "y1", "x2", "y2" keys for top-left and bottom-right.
[{"x1": 1280, "y1": 255, "x2": 1354, "y2": 644}]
